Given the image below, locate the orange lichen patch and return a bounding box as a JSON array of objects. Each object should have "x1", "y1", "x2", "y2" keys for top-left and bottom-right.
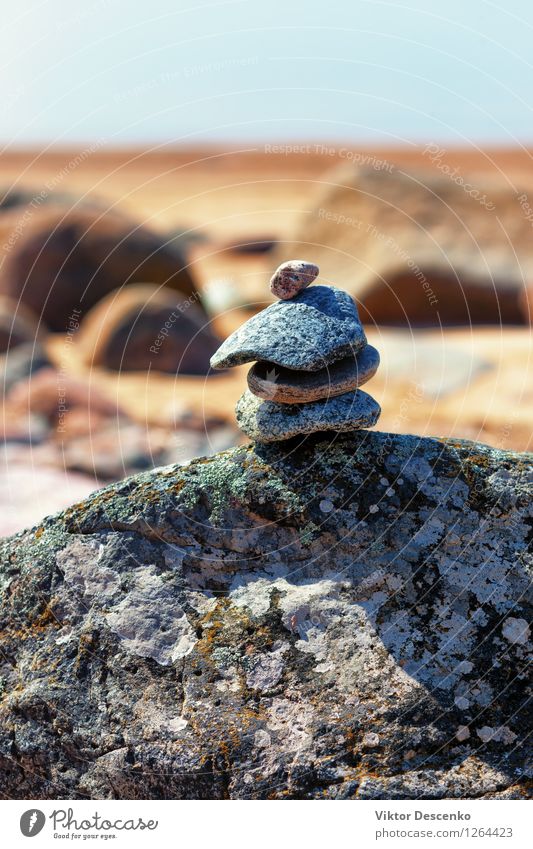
[
  {"x1": 64, "y1": 486, "x2": 117, "y2": 518},
  {"x1": 171, "y1": 479, "x2": 186, "y2": 496},
  {"x1": 74, "y1": 631, "x2": 99, "y2": 676},
  {"x1": 195, "y1": 612, "x2": 268, "y2": 670},
  {"x1": 30, "y1": 604, "x2": 62, "y2": 632},
  {"x1": 0, "y1": 603, "x2": 62, "y2": 650},
  {"x1": 194, "y1": 599, "x2": 232, "y2": 653},
  {"x1": 134, "y1": 484, "x2": 167, "y2": 505}
]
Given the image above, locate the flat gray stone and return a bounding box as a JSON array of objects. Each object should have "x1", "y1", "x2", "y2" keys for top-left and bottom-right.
[
  {"x1": 235, "y1": 387, "x2": 381, "y2": 442},
  {"x1": 210, "y1": 285, "x2": 366, "y2": 371},
  {"x1": 247, "y1": 343, "x2": 380, "y2": 403}
]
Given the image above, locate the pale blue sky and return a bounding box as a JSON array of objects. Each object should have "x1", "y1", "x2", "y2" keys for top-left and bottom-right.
[{"x1": 1, "y1": 0, "x2": 532, "y2": 146}]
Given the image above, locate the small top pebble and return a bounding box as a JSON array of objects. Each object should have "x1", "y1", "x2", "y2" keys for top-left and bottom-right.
[{"x1": 270, "y1": 260, "x2": 319, "y2": 300}]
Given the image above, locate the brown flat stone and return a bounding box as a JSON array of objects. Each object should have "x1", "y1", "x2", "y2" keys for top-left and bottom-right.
[{"x1": 247, "y1": 344, "x2": 380, "y2": 404}]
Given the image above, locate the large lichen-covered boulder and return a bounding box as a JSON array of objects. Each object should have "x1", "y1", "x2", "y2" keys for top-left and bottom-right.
[{"x1": 0, "y1": 431, "x2": 531, "y2": 799}]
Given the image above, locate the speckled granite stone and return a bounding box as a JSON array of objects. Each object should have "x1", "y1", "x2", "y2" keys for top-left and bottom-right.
[
  {"x1": 269, "y1": 260, "x2": 319, "y2": 299},
  {"x1": 235, "y1": 387, "x2": 381, "y2": 442},
  {"x1": 210, "y1": 285, "x2": 366, "y2": 371}
]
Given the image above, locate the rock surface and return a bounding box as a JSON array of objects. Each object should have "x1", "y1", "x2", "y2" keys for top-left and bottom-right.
[
  {"x1": 210, "y1": 285, "x2": 366, "y2": 371},
  {"x1": 0, "y1": 342, "x2": 50, "y2": 394},
  {"x1": 247, "y1": 344, "x2": 380, "y2": 403},
  {"x1": 6, "y1": 367, "x2": 121, "y2": 426},
  {"x1": 236, "y1": 387, "x2": 381, "y2": 442},
  {"x1": 275, "y1": 165, "x2": 533, "y2": 326},
  {"x1": 0, "y1": 297, "x2": 43, "y2": 354},
  {"x1": 0, "y1": 206, "x2": 202, "y2": 332},
  {"x1": 0, "y1": 430, "x2": 531, "y2": 800},
  {"x1": 76, "y1": 284, "x2": 220, "y2": 374},
  {"x1": 520, "y1": 283, "x2": 532, "y2": 325},
  {"x1": 270, "y1": 260, "x2": 319, "y2": 299}
]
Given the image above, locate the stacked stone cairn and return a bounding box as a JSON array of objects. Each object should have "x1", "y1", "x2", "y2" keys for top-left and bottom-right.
[{"x1": 210, "y1": 261, "x2": 381, "y2": 442}]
